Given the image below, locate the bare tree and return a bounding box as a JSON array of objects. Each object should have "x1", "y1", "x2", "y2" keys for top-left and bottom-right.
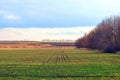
[{"x1": 75, "y1": 16, "x2": 120, "y2": 53}]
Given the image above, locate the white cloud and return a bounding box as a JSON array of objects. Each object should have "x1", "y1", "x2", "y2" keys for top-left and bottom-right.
[
  {"x1": 0, "y1": 10, "x2": 21, "y2": 23},
  {"x1": 0, "y1": 26, "x2": 95, "y2": 41},
  {"x1": 4, "y1": 14, "x2": 20, "y2": 21}
]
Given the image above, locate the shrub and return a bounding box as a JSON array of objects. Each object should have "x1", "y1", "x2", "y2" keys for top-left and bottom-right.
[{"x1": 103, "y1": 44, "x2": 116, "y2": 53}]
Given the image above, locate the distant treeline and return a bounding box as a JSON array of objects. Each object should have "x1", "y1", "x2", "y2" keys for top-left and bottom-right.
[
  {"x1": 0, "y1": 41, "x2": 75, "y2": 47},
  {"x1": 41, "y1": 42, "x2": 75, "y2": 46},
  {"x1": 75, "y1": 16, "x2": 120, "y2": 53},
  {"x1": 0, "y1": 41, "x2": 40, "y2": 44}
]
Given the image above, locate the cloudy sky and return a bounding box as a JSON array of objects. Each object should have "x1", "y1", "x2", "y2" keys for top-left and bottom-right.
[{"x1": 0, "y1": 0, "x2": 120, "y2": 41}]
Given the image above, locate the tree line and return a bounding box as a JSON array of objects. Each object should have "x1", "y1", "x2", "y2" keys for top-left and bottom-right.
[{"x1": 75, "y1": 16, "x2": 120, "y2": 53}]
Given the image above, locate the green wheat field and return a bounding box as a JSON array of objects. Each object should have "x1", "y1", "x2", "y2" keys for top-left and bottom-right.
[{"x1": 0, "y1": 49, "x2": 119, "y2": 80}]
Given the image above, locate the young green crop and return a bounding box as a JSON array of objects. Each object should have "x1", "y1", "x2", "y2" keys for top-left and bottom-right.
[{"x1": 0, "y1": 49, "x2": 119, "y2": 80}]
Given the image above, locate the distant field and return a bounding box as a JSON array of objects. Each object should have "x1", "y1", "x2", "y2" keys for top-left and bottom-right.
[
  {"x1": 0, "y1": 42, "x2": 75, "y2": 49},
  {"x1": 0, "y1": 49, "x2": 119, "y2": 80}
]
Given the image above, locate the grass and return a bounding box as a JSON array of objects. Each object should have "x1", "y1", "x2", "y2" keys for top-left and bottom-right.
[{"x1": 0, "y1": 49, "x2": 119, "y2": 80}]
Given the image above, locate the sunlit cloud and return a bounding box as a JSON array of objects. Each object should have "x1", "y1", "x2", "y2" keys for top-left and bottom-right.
[{"x1": 0, "y1": 26, "x2": 95, "y2": 41}]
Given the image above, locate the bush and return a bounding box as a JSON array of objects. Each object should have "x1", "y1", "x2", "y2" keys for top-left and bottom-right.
[{"x1": 103, "y1": 44, "x2": 116, "y2": 53}]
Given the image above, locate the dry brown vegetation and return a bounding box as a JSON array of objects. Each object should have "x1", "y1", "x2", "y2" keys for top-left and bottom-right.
[{"x1": 0, "y1": 42, "x2": 75, "y2": 49}]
